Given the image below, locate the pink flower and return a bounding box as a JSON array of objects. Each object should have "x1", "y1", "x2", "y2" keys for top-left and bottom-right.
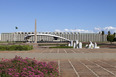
[
  {"x1": 2, "y1": 58, "x2": 4, "y2": 60},
  {"x1": 0, "y1": 56, "x2": 59, "y2": 77},
  {"x1": 23, "y1": 68, "x2": 27, "y2": 71},
  {"x1": 34, "y1": 75, "x2": 41, "y2": 77},
  {"x1": 8, "y1": 73, "x2": 12, "y2": 75}
]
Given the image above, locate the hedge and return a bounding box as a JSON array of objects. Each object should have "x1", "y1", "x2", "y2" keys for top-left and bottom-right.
[{"x1": 0, "y1": 45, "x2": 33, "y2": 51}]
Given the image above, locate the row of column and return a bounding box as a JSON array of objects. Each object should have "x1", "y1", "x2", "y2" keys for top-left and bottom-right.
[{"x1": 1, "y1": 32, "x2": 107, "y2": 42}]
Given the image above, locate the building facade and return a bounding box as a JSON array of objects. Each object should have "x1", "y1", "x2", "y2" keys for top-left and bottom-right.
[{"x1": 1, "y1": 32, "x2": 107, "y2": 42}]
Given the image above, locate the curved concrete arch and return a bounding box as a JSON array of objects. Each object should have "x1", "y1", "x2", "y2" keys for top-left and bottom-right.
[{"x1": 25, "y1": 34, "x2": 71, "y2": 41}]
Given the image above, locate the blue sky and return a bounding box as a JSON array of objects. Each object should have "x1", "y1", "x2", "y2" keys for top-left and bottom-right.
[{"x1": 0, "y1": 0, "x2": 116, "y2": 34}]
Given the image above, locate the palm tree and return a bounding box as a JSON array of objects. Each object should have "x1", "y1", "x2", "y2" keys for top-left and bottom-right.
[
  {"x1": 108, "y1": 31, "x2": 111, "y2": 35},
  {"x1": 14, "y1": 26, "x2": 18, "y2": 42},
  {"x1": 15, "y1": 26, "x2": 18, "y2": 30}
]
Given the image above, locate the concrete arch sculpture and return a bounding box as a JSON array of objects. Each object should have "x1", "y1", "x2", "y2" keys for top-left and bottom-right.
[{"x1": 24, "y1": 33, "x2": 71, "y2": 42}]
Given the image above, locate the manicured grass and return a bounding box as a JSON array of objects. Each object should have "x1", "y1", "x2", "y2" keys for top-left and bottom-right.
[
  {"x1": 0, "y1": 45, "x2": 33, "y2": 51},
  {"x1": 50, "y1": 46, "x2": 73, "y2": 48},
  {"x1": 0, "y1": 56, "x2": 59, "y2": 77}
]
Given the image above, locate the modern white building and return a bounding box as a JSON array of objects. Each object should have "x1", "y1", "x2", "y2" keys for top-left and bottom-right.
[{"x1": 1, "y1": 32, "x2": 107, "y2": 42}]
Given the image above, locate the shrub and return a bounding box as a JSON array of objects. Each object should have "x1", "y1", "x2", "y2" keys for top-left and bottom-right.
[
  {"x1": 113, "y1": 38, "x2": 116, "y2": 41},
  {"x1": 107, "y1": 35, "x2": 115, "y2": 43},
  {"x1": 0, "y1": 45, "x2": 33, "y2": 51},
  {"x1": 0, "y1": 56, "x2": 59, "y2": 77}
]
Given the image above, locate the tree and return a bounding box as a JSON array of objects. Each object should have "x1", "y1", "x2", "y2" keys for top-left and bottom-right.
[
  {"x1": 113, "y1": 32, "x2": 116, "y2": 36},
  {"x1": 15, "y1": 26, "x2": 18, "y2": 29},
  {"x1": 113, "y1": 37, "x2": 116, "y2": 41},
  {"x1": 101, "y1": 31, "x2": 104, "y2": 42},
  {"x1": 107, "y1": 35, "x2": 115, "y2": 43},
  {"x1": 113, "y1": 32, "x2": 116, "y2": 41},
  {"x1": 101, "y1": 31, "x2": 104, "y2": 35},
  {"x1": 108, "y1": 31, "x2": 111, "y2": 35},
  {"x1": 14, "y1": 26, "x2": 18, "y2": 43}
]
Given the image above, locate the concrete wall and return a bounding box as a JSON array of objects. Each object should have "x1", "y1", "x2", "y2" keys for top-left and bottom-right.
[
  {"x1": 1, "y1": 32, "x2": 107, "y2": 42},
  {"x1": 1, "y1": 33, "x2": 14, "y2": 41}
]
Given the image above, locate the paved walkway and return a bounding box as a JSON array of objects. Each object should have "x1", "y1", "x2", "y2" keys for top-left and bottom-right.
[
  {"x1": 0, "y1": 48, "x2": 116, "y2": 60},
  {"x1": 0, "y1": 48, "x2": 116, "y2": 77}
]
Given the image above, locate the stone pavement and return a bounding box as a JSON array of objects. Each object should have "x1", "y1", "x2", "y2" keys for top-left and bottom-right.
[{"x1": 0, "y1": 48, "x2": 116, "y2": 77}]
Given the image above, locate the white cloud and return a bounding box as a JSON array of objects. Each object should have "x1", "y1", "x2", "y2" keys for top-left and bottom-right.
[
  {"x1": 94, "y1": 26, "x2": 116, "y2": 33},
  {"x1": 55, "y1": 29, "x2": 94, "y2": 33},
  {"x1": 55, "y1": 29, "x2": 62, "y2": 32},
  {"x1": 103, "y1": 26, "x2": 116, "y2": 33},
  {"x1": 94, "y1": 27, "x2": 101, "y2": 32},
  {"x1": 64, "y1": 29, "x2": 69, "y2": 31},
  {"x1": 64, "y1": 29, "x2": 94, "y2": 33},
  {"x1": 55, "y1": 26, "x2": 116, "y2": 34}
]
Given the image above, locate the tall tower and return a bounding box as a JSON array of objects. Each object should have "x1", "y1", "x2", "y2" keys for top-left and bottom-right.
[{"x1": 34, "y1": 19, "x2": 37, "y2": 43}]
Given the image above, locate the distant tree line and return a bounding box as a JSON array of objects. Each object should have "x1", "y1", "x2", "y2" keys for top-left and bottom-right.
[
  {"x1": 101, "y1": 31, "x2": 116, "y2": 43},
  {"x1": 105, "y1": 31, "x2": 116, "y2": 43}
]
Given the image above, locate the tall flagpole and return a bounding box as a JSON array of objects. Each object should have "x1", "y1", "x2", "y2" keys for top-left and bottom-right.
[{"x1": 35, "y1": 19, "x2": 37, "y2": 43}]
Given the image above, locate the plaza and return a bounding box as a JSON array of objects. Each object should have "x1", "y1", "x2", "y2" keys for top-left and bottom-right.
[
  {"x1": 0, "y1": 48, "x2": 116, "y2": 77},
  {"x1": 1, "y1": 0, "x2": 116, "y2": 77},
  {"x1": 0, "y1": 19, "x2": 116, "y2": 77}
]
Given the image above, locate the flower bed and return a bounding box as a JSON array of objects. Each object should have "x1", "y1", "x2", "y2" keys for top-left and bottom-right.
[{"x1": 0, "y1": 56, "x2": 59, "y2": 77}]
